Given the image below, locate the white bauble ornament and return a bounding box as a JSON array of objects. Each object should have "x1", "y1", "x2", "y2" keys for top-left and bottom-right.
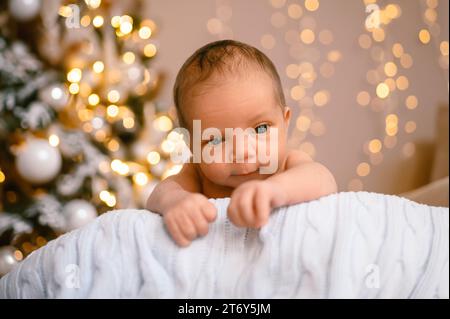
[
  {"x1": 63, "y1": 200, "x2": 97, "y2": 232},
  {"x1": 8, "y1": 0, "x2": 41, "y2": 21},
  {"x1": 39, "y1": 84, "x2": 69, "y2": 110},
  {"x1": 0, "y1": 246, "x2": 20, "y2": 277},
  {"x1": 16, "y1": 139, "x2": 62, "y2": 184}
]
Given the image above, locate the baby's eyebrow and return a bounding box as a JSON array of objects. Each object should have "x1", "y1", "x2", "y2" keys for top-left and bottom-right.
[{"x1": 248, "y1": 108, "x2": 275, "y2": 123}]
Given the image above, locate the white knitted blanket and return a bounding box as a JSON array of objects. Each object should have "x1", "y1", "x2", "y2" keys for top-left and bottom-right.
[{"x1": 0, "y1": 192, "x2": 448, "y2": 299}]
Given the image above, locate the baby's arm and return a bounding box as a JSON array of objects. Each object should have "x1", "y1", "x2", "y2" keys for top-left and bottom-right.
[
  {"x1": 146, "y1": 163, "x2": 217, "y2": 247},
  {"x1": 227, "y1": 150, "x2": 337, "y2": 228},
  {"x1": 266, "y1": 150, "x2": 338, "y2": 205}
]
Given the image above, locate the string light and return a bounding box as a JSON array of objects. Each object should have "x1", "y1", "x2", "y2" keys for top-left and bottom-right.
[
  {"x1": 123, "y1": 117, "x2": 135, "y2": 129},
  {"x1": 99, "y1": 190, "x2": 116, "y2": 207},
  {"x1": 106, "y1": 104, "x2": 119, "y2": 117},
  {"x1": 405, "y1": 95, "x2": 418, "y2": 109},
  {"x1": 287, "y1": 4, "x2": 303, "y2": 19},
  {"x1": 384, "y1": 62, "x2": 398, "y2": 77},
  {"x1": 289, "y1": 86, "x2": 303, "y2": 101},
  {"x1": 376, "y1": 83, "x2": 390, "y2": 99},
  {"x1": 111, "y1": 159, "x2": 129, "y2": 176},
  {"x1": 392, "y1": 43, "x2": 404, "y2": 57},
  {"x1": 419, "y1": 29, "x2": 431, "y2": 44},
  {"x1": 58, "y1": 6, "x2": 72, "y2": 18},
  {"x1": 300, "y1": 29, "x2": 315, "y2": 44},
  {"x1": 143, "y1": 44, "x2": 157, "y2": 57},
  {"x1": 48, "y1": 134, "x2": 60, "y2": 147},
  {"x1": 396, "y1": 76, "x2": 409, "y2": 90},
  {"x1": 14, "y1": 250, "x2": 23, "y2": 261},
  {"x1": 161, "y1": 140, "x2": 175, "y2": 153},
  {"x1": 133, "y1": 172, "x2": 149, "y2": 186},
  {"x1": 122, "y1": 51, "x2": 135, "y2": 64},
  {"x1": 92, "y1": 15, "x2": 104, "y2": 28},
  {"x1": 92, "y1": 61, "x2": 104, "y2": 73},
  {"x1": 313, "y1": 90, "x2": 329, "y2": 106},
  {"x1": 399, "y1": 53, "x2": 413, "y2": 69},
  {"x1": 356, "y1": 162, "x2": 371, "y2": 177},
  {"x1": 88, "y1": 93, "x2": 100, "y2": 106},
  {"x1": 80, "y1": 15, "x2": 91, "y2": 27},
  {"x1": 153, "y1": 115, "x2": 173, "y2": 132},
  {"x1": 111, "y1": 16, "x2": 121, "y2": 28},
  {"x1": 304, "y1": 0, "x2": 320, "y2": 12},
  {"x1": 385, "y1": 114, "x2": 399, "y2": 136},
  {"x1": 107, "y1": 90, "x2": 120, "y2": 103},
  {"x1": 147, "y1": 151, "x2": 161, "y2": 165},
  {"x1": 107, "y1": 139, "x2": 120, "y2": 152},
  {"x1": 85, "y1": 0, "x2": 101, "y2": 9},
  {"x1": 327, "y1": 50, "x2": 342, "y2": 63},
  {"x1": 357, "y1": 91, "x2": 371, "y2": 106},
  {"x1": 67, "y1": 68, "x2": 82, "y2": 83},
  {"x1": 139, "y1": 26, "x2": 152, "y2": 39},
  {"x1": 119, "y1": 16, "x2": 133, "y2": 35},
  {"x1": 405, "y1": 121, "x2": 417, "y2": 134},
  {"x1": 296, "y1": 116, "x2": 311, "y2": 132},
  {"x1": 440, "y1": 41, "x2": 449, "y2": 56},
  {"x1": 368, "y1": 139, "x2": 382, "y2": 153},
  {"x1": 0, "y1": 169, "x2": 5, "y2": 183},
  {"x1": 372, "y1": 29, "x2": 385, "y2": 42}
]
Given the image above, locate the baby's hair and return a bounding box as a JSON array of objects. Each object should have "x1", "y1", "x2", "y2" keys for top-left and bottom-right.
[{"x1": 173, "y1": 39, "x2": 286, "y2": 128}]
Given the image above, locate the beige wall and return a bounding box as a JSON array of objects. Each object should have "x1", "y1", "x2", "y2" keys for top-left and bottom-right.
[{"x1": 145, "y1": 0, "x2": 449, "y2": 194}]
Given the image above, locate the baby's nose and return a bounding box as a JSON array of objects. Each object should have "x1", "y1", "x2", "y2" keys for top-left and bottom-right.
[{"x1": 229, "y1": 133, "x2": 257, "y2": 162}]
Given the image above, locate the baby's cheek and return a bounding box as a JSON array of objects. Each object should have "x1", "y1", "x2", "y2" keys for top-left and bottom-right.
[
  {"x1": 257, "y1": 132, "x2": 281, "y2": 160},
  {"x1": 255, "y1": 131, "x2": 284, "y2": 174},
  {"x1": 200, "y1": 162, "x2": 230, "y2": 182}
]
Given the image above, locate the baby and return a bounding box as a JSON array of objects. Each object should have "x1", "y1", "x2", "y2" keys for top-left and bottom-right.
[{"x1": 147, "y1": 40, "x2": 337, "y2": 247}]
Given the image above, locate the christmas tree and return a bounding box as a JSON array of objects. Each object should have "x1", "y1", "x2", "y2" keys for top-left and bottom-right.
[{"x1": 0, "y1": 0, "x2": 184, "y2": 277}]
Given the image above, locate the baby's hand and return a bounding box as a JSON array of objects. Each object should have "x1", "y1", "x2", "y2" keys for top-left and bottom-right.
[
  {"x1": 227, "y1": 180, "x2": 286, "y2": 228},
  {"x1": 163, "y1": 193, "x2": 217, "y2": 247}
]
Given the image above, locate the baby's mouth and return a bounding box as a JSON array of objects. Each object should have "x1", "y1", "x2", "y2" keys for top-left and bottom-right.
[{"x1": 231, "y1": 168, "x2": 259, "y2": 176}]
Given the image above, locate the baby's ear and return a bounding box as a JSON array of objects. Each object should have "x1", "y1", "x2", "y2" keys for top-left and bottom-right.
[{"x1": 283, "y1": 106, "x2": 291, "y2": 125}]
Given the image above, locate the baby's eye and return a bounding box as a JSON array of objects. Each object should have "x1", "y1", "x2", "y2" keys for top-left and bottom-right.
[
  {"x1": 208, "y1": 136, "x2": 223, "y2": 146},
  {"x1": 255, "y1": 124, "x2": 269, "y2": 134}
]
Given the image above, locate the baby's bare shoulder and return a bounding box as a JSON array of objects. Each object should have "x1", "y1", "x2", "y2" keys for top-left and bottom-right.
[{"x1": 284, "y1": 149, "x2": 314, "y2": 169}]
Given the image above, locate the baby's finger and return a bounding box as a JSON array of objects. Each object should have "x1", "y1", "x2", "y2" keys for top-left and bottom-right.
[
  {"x1": 254, "y1": 189, "x2": 270, "y2": 228},
  {"x1": 192, "y1": 212, "x2": 210, "y2": 237},
  {"x1": 201, "y1": 201, "x2": 218, "y2": 222},
  {"x1": 164, "y1": 216, "x2": 191, "y2": 247},
  {"x1": 227, "y1": 194, "x2": 246, "y2": 227},
  {"x1": 177, "y1": 213, "x2": 198, "y2": 241},
  {"x1": 237, "y1": 187, "x2": 256, "y2": 227}
]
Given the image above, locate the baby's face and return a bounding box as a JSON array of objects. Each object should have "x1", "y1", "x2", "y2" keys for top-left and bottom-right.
[{"x1": 183, "y1": 71, "x2": 291, "y2": 188}]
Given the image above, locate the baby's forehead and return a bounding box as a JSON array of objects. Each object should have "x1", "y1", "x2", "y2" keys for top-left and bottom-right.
[
  {"x1": 190, "y1": 69, "x2": 277, "y2": 97},
  {"x1": 184, "y1": 89, "x2": 281, "y2": 130}
]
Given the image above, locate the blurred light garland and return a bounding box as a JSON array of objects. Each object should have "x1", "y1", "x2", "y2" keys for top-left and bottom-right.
[
  {"x1": 56, "y1": 0, "x2": 179, "y2": 209},
  {"x1": 266, "y1": 0, "x2": 341, "y2": 160},
  {"x1": 348, "y1": 0, "x2": 445, "y2": 191}
]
